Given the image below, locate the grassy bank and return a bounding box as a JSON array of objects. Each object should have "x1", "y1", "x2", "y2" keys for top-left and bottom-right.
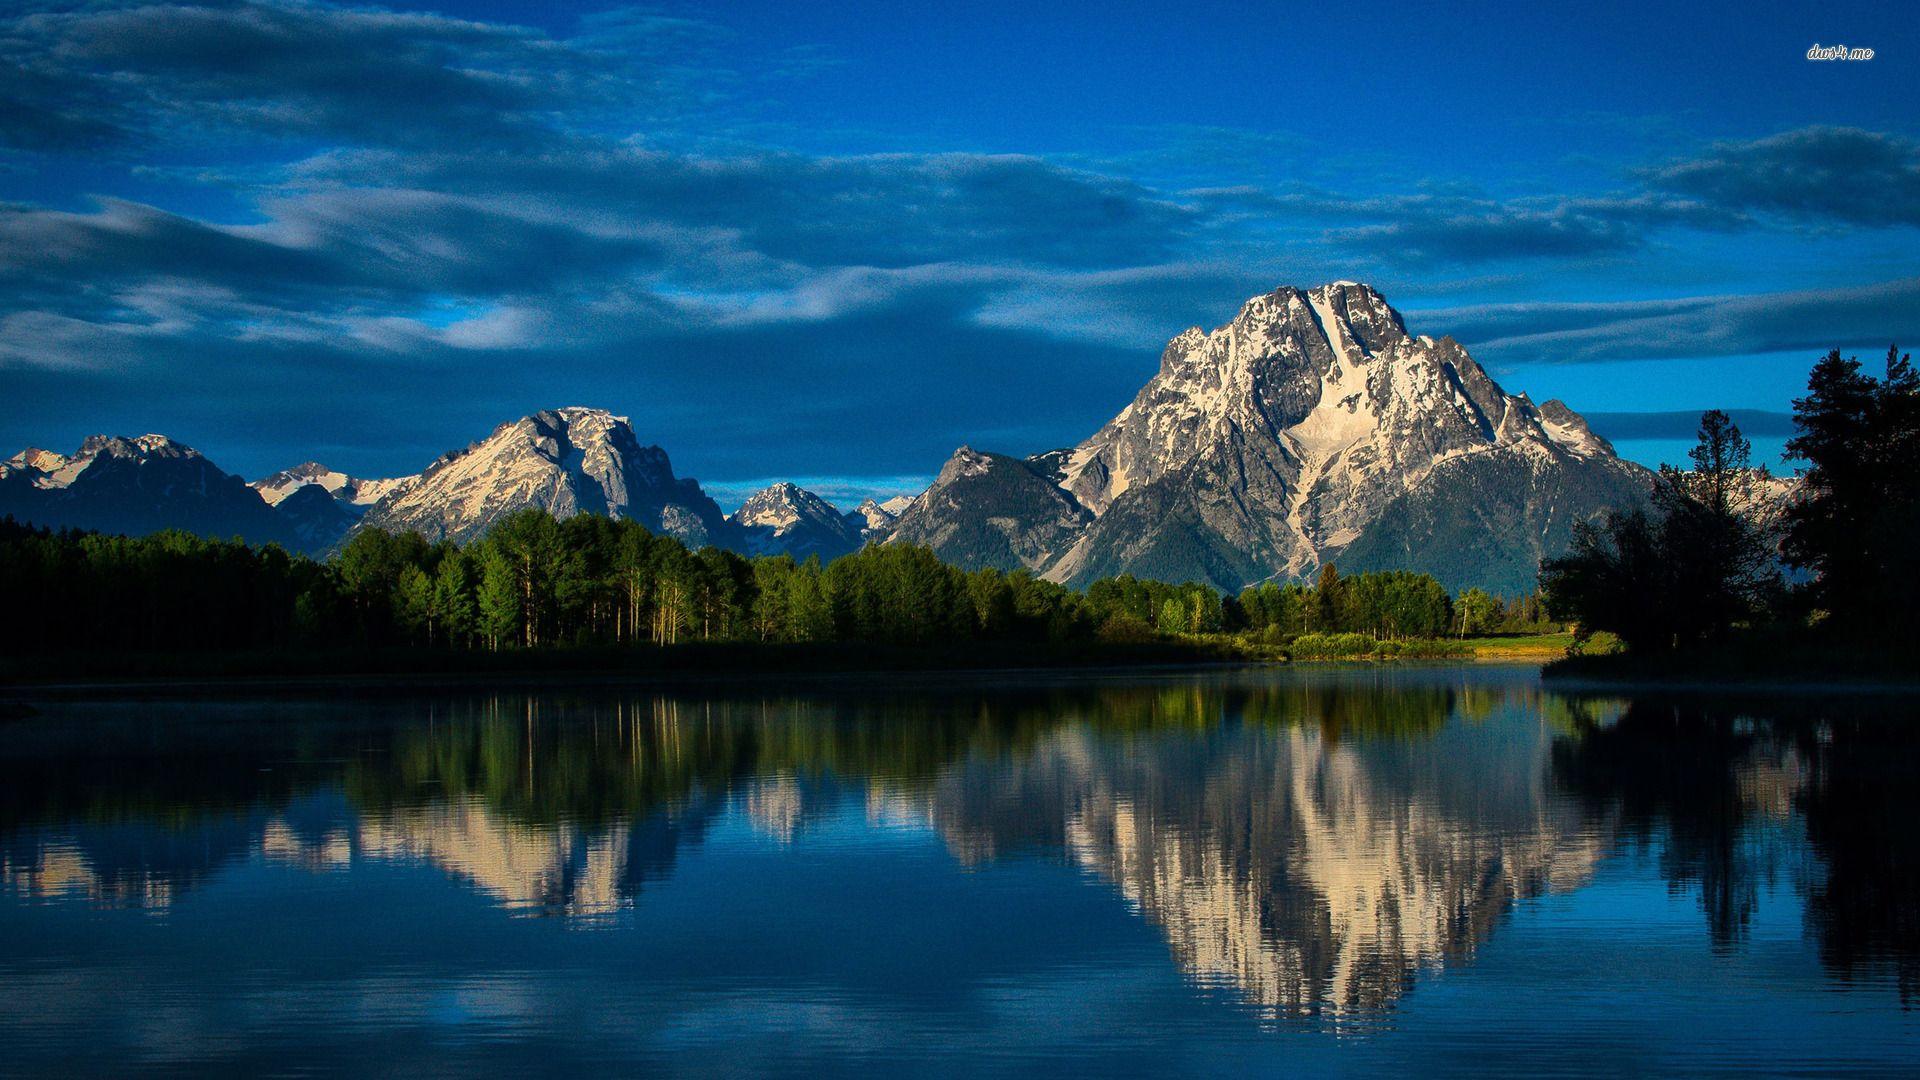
[
  {"x1": 1174, "y1": 629, "x2": 1579, "y2": 662},
  {"x1": 1458, "y1": 631, "x2": 1599, "y2": 660}
]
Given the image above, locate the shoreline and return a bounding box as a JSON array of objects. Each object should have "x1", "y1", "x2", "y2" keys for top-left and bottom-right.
[
  {"x1": 0, "y1": 654, "x2": 1575, "y2": 707},
  {"x1": 0, "y1": 633, "x2": 1577, "y2": 700}
]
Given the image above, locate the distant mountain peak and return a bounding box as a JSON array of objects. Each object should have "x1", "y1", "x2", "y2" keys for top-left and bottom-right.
[
  {"x1": 731, "y1": 481, "x2": 860, "y2": 560},
  {"x1": 886, "y1": 447, "x2": 1091, "y2": 573},
  {"x1": 251, "y1": 461, "x2": 413, "y2": 519},
  {"x1": 735, "y1": 481, "x2": 835, "y2": 530}
]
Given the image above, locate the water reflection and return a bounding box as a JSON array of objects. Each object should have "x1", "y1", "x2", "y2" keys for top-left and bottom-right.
[
  {"x1": 2, "y1": 671, "x2": 1917, "y2": 1022},
  {"x1": 1553, "y1": 695, "x2": 1920, "y2": 1002},
  {"x1": 927, "y1": 716, "x2": 1609, "y2": 1020}
]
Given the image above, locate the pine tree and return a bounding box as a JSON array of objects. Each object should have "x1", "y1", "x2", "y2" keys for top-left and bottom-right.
[
  {"x1": 1655, "y1": 410, "x2": 1779, "y2": 641},
  {"x1": 1313, "y1": 563, "x2": 1342, "y2": 633},
  {"x1": 476, "y1": 546, "x2": 519, "y2": 650},
  {"x1": 434, "y1": 552, "x2": 476, "y2": 647},
  {"x1": 1784, "y1": 346, "x2": 1919, "y2": 634}
]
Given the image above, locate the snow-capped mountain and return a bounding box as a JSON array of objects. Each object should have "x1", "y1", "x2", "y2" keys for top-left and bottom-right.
[
  {"x1": 251, "y1": 462, "x2": 412, "y2": 510},
  {"x1": 892, "y1": 282, "x2": 1652, "y2": 593},
  {"x1": 6, "y1": 447, "x2": 70, "y2": 475},
  {"x1": 352, "y1": 407, "x2": 732, "y2": 547},
  {"x1": 1, "y1": 434, "x2": 293, "y2": 546},
  {"x1": 730, "y1": 482, "x2": 863, "y2": 562}
]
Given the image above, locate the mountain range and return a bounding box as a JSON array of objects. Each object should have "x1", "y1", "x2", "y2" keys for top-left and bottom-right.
[{"x1": 1, "y1": 282, "x2": 1657, "y2": 593}]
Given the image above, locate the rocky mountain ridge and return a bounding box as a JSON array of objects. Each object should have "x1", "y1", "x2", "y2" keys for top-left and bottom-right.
[{"x1": 3, "y1": 282, "x2": 1664, "y2": 590}]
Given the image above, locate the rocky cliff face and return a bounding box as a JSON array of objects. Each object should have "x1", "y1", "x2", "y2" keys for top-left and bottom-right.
[{"x1": 848, "y1": 496, "x2": 910, "y2": 540}]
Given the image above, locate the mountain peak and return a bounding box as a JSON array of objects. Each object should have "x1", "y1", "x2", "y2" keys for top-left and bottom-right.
[
  {"x1": 936, "y1": 446, "x2": 998, "y2": 485},
  {"x1": 888, "y1": 447, "x2": 1090, "y2": 573},
  {"x1": 984, "y1": 280, "x2": 1652, "y2": 590},
  {"x1": 1, "y1": 429, "x2": 292, "y2": 547},
  {"x1": 353, "y1": 408, "x2": 723, "y2": 546},
  {"x1": 74, "y1": 433, "x2": 197, "y2": 461},
  {"x1": 533, "y1": 405, "x2": 626, "y2": 426},
  {"x1": 736, "y1": 481, "x2": 838, "y2": 528},
  {"x1": 732, "y1": 482, "x2": 860, "y2": 560}
]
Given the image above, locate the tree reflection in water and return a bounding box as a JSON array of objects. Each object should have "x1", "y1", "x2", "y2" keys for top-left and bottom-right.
[{"x1": 1553, "y1": 693, "x2": 1920, "y2": 1003}]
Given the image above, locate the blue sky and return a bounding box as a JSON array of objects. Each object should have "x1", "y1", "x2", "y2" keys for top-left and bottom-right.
[{"x1": 1, "y1": 0, "x2": 1915, "y2": 506}]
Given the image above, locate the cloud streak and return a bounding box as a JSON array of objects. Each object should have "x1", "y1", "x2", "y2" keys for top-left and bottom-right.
[
  {"x1": 0, "y1": 0, "x2": 1913, "y2": 480},
  {"x1": 1645, "y1": 126, "x2": 1920, "y2": 228},
  {"x1": 1416, "y1": 278, "x2": 1920, "y2": 365}
]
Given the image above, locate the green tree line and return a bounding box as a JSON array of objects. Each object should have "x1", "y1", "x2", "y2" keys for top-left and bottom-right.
[{"x1": 0, "y1": 507, "x2": 1533, "y2": 658}]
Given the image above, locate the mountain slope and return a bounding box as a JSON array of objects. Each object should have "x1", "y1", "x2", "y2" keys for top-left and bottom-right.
[
  {"x1": 884, "y1": 447, "x2": 1092, "y2": 573},
  {"x1": 273, "y1": 482, "x2": 363, "y2": 552},
  {"x1": 353, "y1": 407, "x2": 732, "y2": 546},
  {"x1": 847, "y1": 498, "x2": 898, "y2": 540}
]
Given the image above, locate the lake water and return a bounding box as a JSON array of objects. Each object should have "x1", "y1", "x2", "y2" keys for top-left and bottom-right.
[{"x1": 2, "y1": 664, "x2": 1918, "y2": 1075}]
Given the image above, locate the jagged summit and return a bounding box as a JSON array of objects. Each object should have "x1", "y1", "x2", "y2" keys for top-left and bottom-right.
[
  {"x1": 354, "y1": 407, "x2": 729, "y2": 546},
  {"x1": 734, "y1": 481, "x2": 814, "y2": 529},
  {"x1": 5, "y1": 447, "x2": 69, "y2": 476},
  {"x1": 1062, "y1": 282, "x2": 1523, "y2": 515},
  {"x1": 18, "y1": 433, "x2": 210, "y2": 488},
  {"x1": 849, "y1": 495, "x2": 916, "y2": 539}
]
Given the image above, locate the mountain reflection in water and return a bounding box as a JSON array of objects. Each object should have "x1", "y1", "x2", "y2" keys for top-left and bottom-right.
[{"x1": 2, "y1": 668, "x2": 1917, "y2": 1045}]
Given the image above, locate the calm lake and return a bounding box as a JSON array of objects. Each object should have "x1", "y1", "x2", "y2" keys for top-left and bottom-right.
[{"x1": 2, "y1": 664, "x2": 1917, "y2": 1075}]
